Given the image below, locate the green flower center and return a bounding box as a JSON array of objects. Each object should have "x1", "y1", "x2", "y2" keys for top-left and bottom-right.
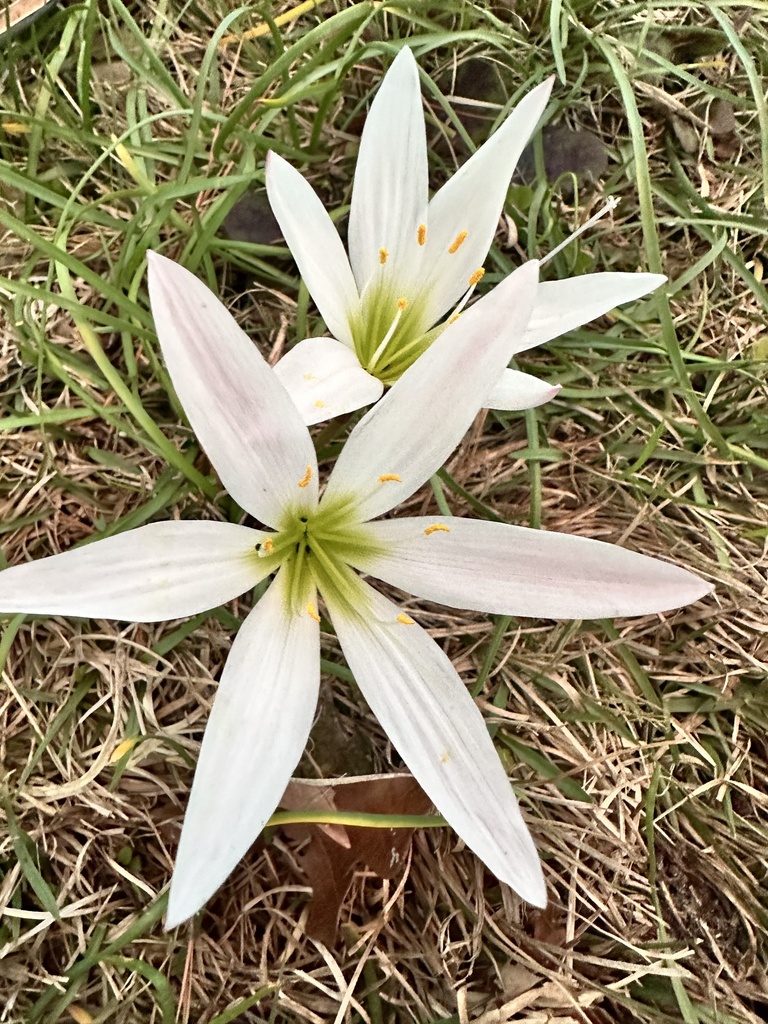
[
  {"x1": 348, "y1": 224, "x2": 486, "y2": 385},
  {"x1": 350, "y1": 283, "x2": 433, "y2": 385},
  {"x1": 258, "y1": 497, "x2": 383, "y2": 618}
]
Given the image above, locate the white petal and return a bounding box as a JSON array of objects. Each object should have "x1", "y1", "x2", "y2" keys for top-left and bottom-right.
[
  {"x1": 419, "y1": 79, "x2": 553, "y2": 325},
  {"x1": 273, "y1": 337, "x2": 384, "y2": 425},
  {"x1": 324, "y1": 577, "x2": 546, "y2": 906},
  {"x1": 519, "y1": 273, "x2": 667, "y2": 351},
  {"x1": 265, "y1": 152, "x2": 359, "y2": 347},
  {"x1": 147, "y1": 252, "x2": 318, "y2": 526},
  {"x1": 485, "y1": 369, "x2": 561, "y2": 411},
  {"x1": 166, "y1": 572, "x2": 320, "y2": 927},
  {"x1": 348, "y1": 47, "x2": 428, "y2": 293},
  {"x1": 356, "y1": 517, "x2": 713, "y2": 618},
  {"x1": 323, "y1": 261, "x2": 539, "y2": 521},
  {"x1": 0, "y1": 521, "x2": 268, "y2": 622}
]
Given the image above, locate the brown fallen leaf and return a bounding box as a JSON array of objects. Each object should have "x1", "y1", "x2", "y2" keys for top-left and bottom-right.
[
  {"x1": 280, "y1": 777, "x2": 350, "y2": 849},
  {"x1": 280, "y1": 773, "x2": 433, "y2": 945}
]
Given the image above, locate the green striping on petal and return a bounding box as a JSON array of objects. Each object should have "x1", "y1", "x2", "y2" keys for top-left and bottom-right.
[
  {"x1": 311, "y1": 551, "x2": 373, "y2": 621},
  {"x1": 271, "y1": 496, "x2": 387, "y2": 619}
]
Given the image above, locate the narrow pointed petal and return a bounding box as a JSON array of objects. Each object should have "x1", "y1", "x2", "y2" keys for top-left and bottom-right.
[
  {"x1": 265, "y1": 152, "x2": 359, "y2": 347},
  {"x1": 419, "y1": 78, "x2": 553, "y2": 324},
  {"x1": 166, "y1": 572, "x2": 320, "y2": 927},
  {"x1": 348, "y1": 47, "x2": 428, "y2": 292},
  {"x1": 519, "y1": 272, "x2": 667, "y2": 352},
  {"x1": 0, "y1": 522, "x2": 269, "y2": 622},
  {"x1": 323, "y1": 261, "x2": 539, "y2": 521},
  {"x1": 273, "y1": 337, "x2": 384, "y2": 425},
  {"x1": 324, "y1": 577, "x2": 546, "y2": 906},
  {"x1": 355, "y1": 517, "x2": 713, "y2": 618},
  {"x1": 147, "y1": 252, "x2": 318, "y2": 526},
  {"x1": 485, "y1": 369, "x2": 561, "y2": 411}
]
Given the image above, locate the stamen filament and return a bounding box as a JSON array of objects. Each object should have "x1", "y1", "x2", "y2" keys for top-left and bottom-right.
[
  {"x1": 444, "y1": 268, "x2": 486, "y2": 328},
  {"x1": 540, "y1": 196, "x2": 620, "y2": 267},
  {"x1": 366, "y1": 298, "x2": 409, "y2": 373}
]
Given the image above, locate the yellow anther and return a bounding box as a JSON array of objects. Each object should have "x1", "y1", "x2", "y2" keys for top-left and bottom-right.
[
  {"x1": 303, "y1": 372, "x2": 315, "y2": 380},
  {"x1": 377, "y1": 473, "x2": 402, "y2": 483},
  {"x1": 417, "y1": 223, "x2": 427, "y2": 246},
  {"x1": 448, "y1": 230, "x2": 468, "y2": 254},
  {"x1": 440, "y1": 749, "x2": 453, "y2": 764},
  {"x1": 424, "y1": 523, "x2": 451, "y2": 536},
  {"x1": 379, "y1": 247, "x2": 389, "y2": 264},
  {"x1": 449, "y1": 313, "x2": 462, "y2": 324},
  {"x1": 397, "y1": 613, "x2": 415, "y2": 625},
  {"x1": 259, "y1": 538, "x2": 275, "y2": 556},
  {"x1": 397, "y1": 297, "x2": 408, "y2": 310},
  {"x1": 298, "y1": 465, "x2": 312, "y2": 489},
  {"x1": 307, "y1": 603, "x2": 321, "y2": 623},
  {"x1": 468, "y1": 267, "x2": 485, "y2": 287},
  {"x1": 314, "y1": 399, "x2": 326, "y2": 408}
]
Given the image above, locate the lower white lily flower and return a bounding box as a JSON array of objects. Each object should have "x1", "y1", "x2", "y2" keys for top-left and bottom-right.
[
  {"x1": 0, "y1": 254, "x2": 711, "y2": 928},
  {"x1": 265, "y1": 46, "x2": 667, "y2": 424}
]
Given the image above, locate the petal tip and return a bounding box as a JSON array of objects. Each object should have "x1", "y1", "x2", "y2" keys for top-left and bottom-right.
[
  {"x1": 501, "y1": 853, "x2": 547, "y2": 908},
  {"x1": 164, "y1": 892, "x2": 195, "y2": 931},
  {"x1": 665, "y1": 566, "x2": 713, "y2": 609},
  {"x1": 392, "y1": 44, "x2": 417, "y2": 68},
  {"x1": 524, "y1": 870, "x2": 547, "y2": 909},
  {"x1": 527, "y1": 886, "x2": 548, "y2": 910},
  {"x1": 540, "y1": 383, "x2": 562, "y2": 404},
  {"x1": 146, "y1": 249, "x2": 171, "y2": 276},
  {"x1": 696, "y1": 578, "x2": 716, "y2": 601}
]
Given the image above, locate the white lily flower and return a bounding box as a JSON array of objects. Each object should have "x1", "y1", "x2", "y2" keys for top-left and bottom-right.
[
  {"x1": 265, "y1": 46, "x2": 667, "y2": 425},
  {"x1": 0, "y1": 254, "x2": 711, "y2": 928}
]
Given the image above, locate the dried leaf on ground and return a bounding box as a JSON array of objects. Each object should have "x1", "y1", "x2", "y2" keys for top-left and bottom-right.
[{"x1": 281, "y1": 774, "x2": 433, "y2": 945}]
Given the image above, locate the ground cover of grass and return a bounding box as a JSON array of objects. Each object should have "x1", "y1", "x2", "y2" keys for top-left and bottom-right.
[{"x1": 0, "y1": 0, "x2": 766, "y2": 1021}]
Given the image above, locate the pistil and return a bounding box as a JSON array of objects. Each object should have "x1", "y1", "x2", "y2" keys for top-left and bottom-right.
[{"x1": 540, "y1": 197, "x2": 619, "y2": 267}]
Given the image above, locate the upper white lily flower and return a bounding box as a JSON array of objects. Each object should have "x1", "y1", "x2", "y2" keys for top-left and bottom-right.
[
  {"x1": 0, "y1": 254, "x2": 711, "y2": 928},
  {"x1": 265, "y1": 47, "x2": 667, "y2": 425}
]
